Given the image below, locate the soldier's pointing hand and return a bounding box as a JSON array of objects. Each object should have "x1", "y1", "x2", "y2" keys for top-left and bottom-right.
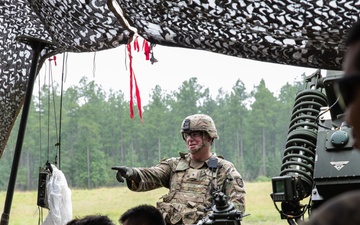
[{"x1": 111, "y1": 166, "x2": 137, "y2": 183}]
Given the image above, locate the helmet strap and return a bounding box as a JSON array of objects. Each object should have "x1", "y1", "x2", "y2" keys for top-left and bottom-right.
[{"x1": 202, "y1": 132, "x2": 214, "y2": 146}]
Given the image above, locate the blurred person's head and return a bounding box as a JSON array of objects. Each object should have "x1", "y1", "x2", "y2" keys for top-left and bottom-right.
[
  {"x1": 339, "y1": 21, "x2": 360, "y2": 148},
  {"x1": 119, "y1": 204, "x2": 165, "y2": 225},
  {"x1": 66, "y1": 215, "x2": 114, "y2": 225}
]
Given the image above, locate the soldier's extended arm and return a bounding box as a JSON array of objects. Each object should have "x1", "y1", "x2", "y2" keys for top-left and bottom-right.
[{"x1": 112, "y1": 159, "x2": 173, "y2": 191}]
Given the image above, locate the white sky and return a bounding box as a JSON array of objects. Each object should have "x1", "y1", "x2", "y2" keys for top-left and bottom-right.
[{"x1": 38, "y1": 41, "x2": 320, "y2": 106}]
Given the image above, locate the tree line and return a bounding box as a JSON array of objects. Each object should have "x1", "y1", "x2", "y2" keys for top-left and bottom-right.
[{"x1": 0, "y1": 75, "x2": 306, "y2": 190}]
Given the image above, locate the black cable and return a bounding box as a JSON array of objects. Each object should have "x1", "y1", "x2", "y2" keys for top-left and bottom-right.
[
  {"x1": 37, "y1": 65, "x2": 43, "y2": 170},
  {"x1": 315, "y1": 97, "x2": 340, "y2": 130},
  {"x1": 47, "y1": 53, "x2": 67, "y2": 169},
  {"x1": 272, "y1": 182, "x2": 313, "y2": 224},
  {"x1": 47, "y1": 61, "x2": 51, "y2": 162},
  {"x1": 37, "y1": 61, "x2": 47, "y2": 225},
  {"x1": 50, "y1": 59, "x2": 59, "y2": 164},
  {"x1": 58, "y1": 53, "x2": 68, "y2": 169}
]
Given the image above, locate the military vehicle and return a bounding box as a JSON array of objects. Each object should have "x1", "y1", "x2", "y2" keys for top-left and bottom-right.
[{"x1": 271, "y1": 70, "x2": 358, "y2": 225}]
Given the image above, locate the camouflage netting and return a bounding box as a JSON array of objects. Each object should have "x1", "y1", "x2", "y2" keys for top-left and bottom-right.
[
  {"x1": 112, "y1": 0, "x2": 359, "y2": 69},
  {"x1": 0, "y1": 0, "x2": 359, "y2": 157},
  {"x1": 0, "y1": 0, "x2": 131, "y2": 157}
]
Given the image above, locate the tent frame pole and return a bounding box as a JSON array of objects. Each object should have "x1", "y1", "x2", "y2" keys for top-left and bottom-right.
[{"x1": 0, "y1": 37, "x2": 50, "y2": 225}]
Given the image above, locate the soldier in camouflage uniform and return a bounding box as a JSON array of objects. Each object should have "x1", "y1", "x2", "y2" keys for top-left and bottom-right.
[
  {"x1": 112, "y1": 114, "x2": 246, "y2": 225},
  {"x1": 300, "y1": 21, "x2": 360, "y2": 225}
]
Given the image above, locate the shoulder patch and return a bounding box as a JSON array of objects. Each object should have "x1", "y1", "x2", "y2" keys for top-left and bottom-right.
[{"x1": 236, "y1": 177, "x2": 244, "y2": 188}]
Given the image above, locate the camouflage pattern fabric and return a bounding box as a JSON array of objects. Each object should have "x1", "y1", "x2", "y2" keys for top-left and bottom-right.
[
  {"x1": 126, "y1": 152, "x2": 245, "y2": 225},
  {"x1": 112, "y1": 0, "x2": 358, "y2": 71},
  {"x1": 3, "y1": 0, "x2": 360, "y2": 159},
  {"x1": 181, "y1": 114, "x2": 219, "y2": 139},
  {"x1": 0, "y1": 0, "x2": 131, "y2": 158},
  {"x1": 3, "y1": 0, "x2": 360, "y2": 160},
  {"x1": 300, "y1": 190, "x2": 360, "y2": 225}
]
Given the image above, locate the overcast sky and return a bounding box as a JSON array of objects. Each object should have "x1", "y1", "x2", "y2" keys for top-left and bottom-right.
[{"x1": 38, "y1": 41, "x2": 320, "y2": 106}]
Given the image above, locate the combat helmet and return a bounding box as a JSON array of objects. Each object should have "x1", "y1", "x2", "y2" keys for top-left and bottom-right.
[{"x1": 180, "y1": 114, "x2": 219, "y2": 140}]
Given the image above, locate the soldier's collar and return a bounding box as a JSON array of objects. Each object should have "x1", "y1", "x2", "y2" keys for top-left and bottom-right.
[{"x1": 179, "y1": 152, "x2": 188, "y2": 158}]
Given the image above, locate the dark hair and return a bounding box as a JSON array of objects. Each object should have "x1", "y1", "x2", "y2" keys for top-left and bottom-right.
[
  {"x1": 344, "y1": 21, "x2": 360, "y2": 72},
  {"x1": 119, "y1": 204, "x2": 165, "y2": 225},
  {"x1": 66, "y1": 215, "x2": 115, "y2": 225},
  {"x1": 346, "y1": 21, "x2": 360, "y2": 46}
]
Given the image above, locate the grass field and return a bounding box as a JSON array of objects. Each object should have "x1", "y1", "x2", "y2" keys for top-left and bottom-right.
[{"x1": 0, "y1": 182, "x2": 294, "y2": 225}]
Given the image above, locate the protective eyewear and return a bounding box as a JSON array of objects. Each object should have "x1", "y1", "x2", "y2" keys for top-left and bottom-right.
[
  {"x1": 182, "y1": 131, "x2": 203, "y2": 140},
  {"x1": 335, "y1": 74, "x2": 360, "y2": 111}
]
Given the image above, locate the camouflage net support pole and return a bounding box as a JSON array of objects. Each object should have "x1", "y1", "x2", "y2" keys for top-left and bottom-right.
[{"x1": 0, "y1": 37, "x2": 50, "y2": 225}]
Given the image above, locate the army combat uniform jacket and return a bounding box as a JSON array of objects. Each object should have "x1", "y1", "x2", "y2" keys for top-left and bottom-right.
[{"x1": 126, "y1": 152, "x2": 246, "y2": 225}]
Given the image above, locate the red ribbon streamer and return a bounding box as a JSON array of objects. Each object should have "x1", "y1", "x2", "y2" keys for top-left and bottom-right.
[
  {"x1": 49, "y1": 55, "x2": 57, "y2": 66},
  {"x1": 127, "y1": 43, "x2": 143, "y2": 120},
  {"x1": 142, "y1": 40, "x2": 150, "y2": 60},
  {"x1": 133, "y1": 71, "x2": 143, "y2": 119},
  {"x1": 133, "y1": 36, "x2": 140, "y2": 52}
]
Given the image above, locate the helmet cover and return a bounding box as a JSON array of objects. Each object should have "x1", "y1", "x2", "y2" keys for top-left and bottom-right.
[{"x1": 180, "y1": 114, "x2": 219, "y2": 139}]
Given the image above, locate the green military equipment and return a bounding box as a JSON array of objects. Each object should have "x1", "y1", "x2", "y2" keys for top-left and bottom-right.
[{"x1": 270, "y1": 71, "x2": 360, "y2": 224}]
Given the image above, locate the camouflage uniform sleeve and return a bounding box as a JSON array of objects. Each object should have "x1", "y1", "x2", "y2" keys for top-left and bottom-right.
[
  {"x1": 222, "y1": 160, "x2": 246, "y2": 213},
  {"x1": 128, "y1": 158, "x2": 174, "y2": 192}
]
